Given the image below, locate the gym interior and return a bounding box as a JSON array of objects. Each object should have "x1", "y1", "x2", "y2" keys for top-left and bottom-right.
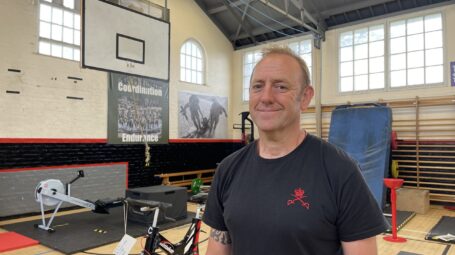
[{"x1": 0, "y1": 0, "x2": 454, "y2": 254}]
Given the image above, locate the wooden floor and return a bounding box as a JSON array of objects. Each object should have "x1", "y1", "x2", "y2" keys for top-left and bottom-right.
[{"x1": 1, "y1": 204, "x2": 454, "y2": 255}]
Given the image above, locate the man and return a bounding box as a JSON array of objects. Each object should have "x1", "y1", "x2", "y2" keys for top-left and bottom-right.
[{"x1": 203, "y1": 46, "x2": 387, "y2": 255}]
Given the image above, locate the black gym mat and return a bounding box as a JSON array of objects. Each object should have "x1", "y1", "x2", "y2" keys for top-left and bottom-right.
[
  {"x1": 2, "y1": 207, "x2": 195, "y2": 254},
  {"x1": 383, "y1": 207, "x2": 416, "y2": 233},
  {"x1": 425, "y1": 216, "x2": 455, "y2": 244}
]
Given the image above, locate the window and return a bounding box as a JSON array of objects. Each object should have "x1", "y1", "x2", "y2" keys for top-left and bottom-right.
[
  {"x1": 242, "y1": 39, "x2": 312, "y2": 101},
  {"x1": 338, "y1": 12, "x2": 444, "y2": 92},
  {"x1": 180, "y1": 40, "x2": 204, "y2": 85},
  {"x1": 289, "y1": 39, "x2": 312, "y2": 79},
  {"x1": 389, "y1": 13, "x2": 443, "y2": 87},
  {"x1": 242, "y1": 50, "x2": 261, "y2": 101},
  {"x1": 38, "y1": 0, "x2": 81, "y2": 61},
  {"x1": 339, "y1": 25, "x2": 385, "y2": 92}
]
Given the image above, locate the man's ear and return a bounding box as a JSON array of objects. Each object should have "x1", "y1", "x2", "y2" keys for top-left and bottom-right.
[{"x1": 300, "y1": 85, "x2": 314, "y2": 111}]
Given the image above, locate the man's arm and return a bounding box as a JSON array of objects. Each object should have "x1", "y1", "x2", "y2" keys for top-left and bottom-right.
[
  {"x1": 341, "y1": 236, "x2": 378, "y2": 255},
  {"x1": 205, "y1": 228, "x2": 232, "y2": 255}
]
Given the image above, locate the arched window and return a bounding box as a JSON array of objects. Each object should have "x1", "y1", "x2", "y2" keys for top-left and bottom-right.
[{"x1": 180, "y1": 39, "x2": 205, "y2": 85}]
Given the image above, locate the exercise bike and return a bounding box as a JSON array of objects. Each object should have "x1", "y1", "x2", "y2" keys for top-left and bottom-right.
[
  {"x1": 125, "y1": 198, "x2": 205, "y2": 255},
  {"x1": 34, "y1": 170, "x2": 123, "y2": 232}
]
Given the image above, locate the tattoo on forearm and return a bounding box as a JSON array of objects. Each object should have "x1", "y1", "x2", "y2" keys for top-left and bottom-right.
[{"x1": 210, "y1": 229, "x2": 232, "y2": 245}]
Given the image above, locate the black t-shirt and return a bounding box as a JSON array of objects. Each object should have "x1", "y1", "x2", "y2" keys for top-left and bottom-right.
[{"x1": 203, "y1": 134, "x2": 387, "y2": 255}]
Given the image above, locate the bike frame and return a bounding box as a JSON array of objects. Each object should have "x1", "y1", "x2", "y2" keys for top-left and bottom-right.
[{"x1": 141, "y1": 204, "x2": 204, "y2": 255}]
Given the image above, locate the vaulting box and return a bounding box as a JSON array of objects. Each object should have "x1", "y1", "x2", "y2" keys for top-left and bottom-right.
[
  {"x1": 396, "y1": 188, "x2": 430, "y2": 214},
  {"x1": 126, "y1": 185, "x2": 187, "y2": 224}
]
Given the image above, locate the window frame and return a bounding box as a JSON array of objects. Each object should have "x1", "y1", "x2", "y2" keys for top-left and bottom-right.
[
  {"x1": 37, "y1": 0, "x2": 81, "y2": 61},
  {"x1": 337, "y1": 10, "x2": 446, "y2": 94},
  {"x1": 179, "y1": 39, "x2": 206, "y2": 85}
]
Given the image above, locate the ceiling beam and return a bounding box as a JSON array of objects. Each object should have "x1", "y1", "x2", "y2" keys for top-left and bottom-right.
[
  {"x1": 320, "y1": 0, "x2": 393, "y2": 17},
  {"x1": 234, "y1": 1, "x2": 252, "y2": 42},
  {"x1": 222, "y1": 0, "x2": 257, "y2": 44}
]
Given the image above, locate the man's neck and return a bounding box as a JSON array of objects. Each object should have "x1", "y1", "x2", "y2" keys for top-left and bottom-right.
[{"x1": 257, "y1": 129, "x2": 306, "y2": 159}]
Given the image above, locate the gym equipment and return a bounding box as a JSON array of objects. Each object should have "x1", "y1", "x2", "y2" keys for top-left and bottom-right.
[
  {"x1": 191, "y1": 178, "x2": 203, "y2": 194},
  {"x1": 34, "y1": 170, "x2": 123, "y2": 232},
  {"x1": 383, "y1": 178, "x2": 407, "y2": 243},
  {"x1": 129, "y1": 198, "x2": 205, "y2": 255},
  {"x1": 425, "y1": 216, "x2": 455, "y2": 243},
  {"x1": 126, "y1": 185, "x2": 187, "y2": 224},
  {"x1": 329, "y1": 103, "x2": 392, "y2": 208},
  {"x1": 240, "y1": 111, "x2": 254, "y2": 143}
]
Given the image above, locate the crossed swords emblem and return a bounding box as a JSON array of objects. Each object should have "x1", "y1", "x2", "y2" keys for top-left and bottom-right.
[{"x1": 287, "y1": 188, "x2": 310, "y2": 209}]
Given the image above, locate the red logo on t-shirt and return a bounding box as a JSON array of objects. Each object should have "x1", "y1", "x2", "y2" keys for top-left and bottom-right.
[{"x1": 287, "y1": 188, "x2": 310, "y2": 209}]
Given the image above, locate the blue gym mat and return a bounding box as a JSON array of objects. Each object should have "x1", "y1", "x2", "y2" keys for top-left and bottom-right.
[{"x1": 329, "y1": 103, "x2": 392, "y2": 208}]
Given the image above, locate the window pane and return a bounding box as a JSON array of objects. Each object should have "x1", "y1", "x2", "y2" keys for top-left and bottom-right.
[
  {"x1": 197, "y1": 59, "x2": 202, "y2": 71},
  {"x1": 425, "y1": 31, "x2": 442, "y2": 49},
  {"x1": 407, "y1": 33, "x2": 423, "y2": 51},
  {"x1": 390, "y1": 37, "x2": 406, "y2": 54},
  {"x1": 254, "y1": 52, "x2": 261, "y2": 61},
  {"x1": 40, "y1": 4, "x2": 52, "y2": 22},
  {"x1": 340, "y1": 46, "x2": 353, "y2": 61},
  {"x1": 390, "y1": 20, "x2": 405, "y2": 38},
  {"x1": 302, "y1": 54, "x2": 311, "y2": 67},
  {"x1": 407, "y1": 17, "x2": 423, "y2": 35},
  {"x1": 340, "y1": 77, "x2": 353, "y2": 92},
  {"x1": 185, "y1": 43, "x2": 191, "y2": 55},
  {"x1": 354, "y1": 44, "x2": 367, "y2": 59},
  {"x1": 354, "y1": 28, "x2": 368, "y2": 44},
  {"x1": 407, "y1": 51, "x2": 424, "y2": 68},
  {"x1": 63, "y1": 0, "x2": 75, "y2": 9},
  {"x1": 63, "y1": 27, "x2": 73, "y2": 44},
  {"x1": 340, "y1": 61, "x2": 353, "y2": 77},
  {"x1": 369, "y1": 73, "x2": 384, "y2": 89},
  {"x1": 408, "y1": 68, "x2": 424, "y2": 85},
  {"x1": 354, "y1": 75, "x2": 368, "y2": 91},
  {"x1": 425, "y1": 13, "x2": 442, "y2": 32},
  {"x1": 74, "y1": 14, "x2": 80, "y2": 30},
  {"x1": 369, "y1": 57, "x2": 384, "y2": 73},
  {"x1": 243, "y1": 89, "x2": 249, "y2": 101},
  {"x1": 40, "y1": 21, "x2": 51, "y2": 38},
  {"x1": 245, "y1": 53, "x2": 253, "y2": 64},
  {"x1": 74, "y1": 48, "x2": 80, "y2": 61},
  {"x1": 354, "y1": 59, "x2": 368, "y2": 75},
  {"x1": 63, "y1": 11, "x2": 73, "y2": 27},
  {"x1": 51, "y1": 24, "x2": 62, "y2": 40},
  {"x1": 51, "y1": 44, "x2": 62, "y2": 57},
  {"x1": 185, "y1": 69, "x2": 191, "y2": 82},
  {"x1": 369, "y1": 25, "x2": 384, "y2": 41},
  {"x1": 425, "y1": 48, "x2": 443, "y2": 66},
  {"x1": 39, "y1": 41, "x2": 51, "y2": 55},
  {"x1": 196, "y1": 48, "x2": 202, "y2": 58},
  {"x1": 185, "y1": 56, "x2": 191, "y2": 69},
  {"x1": 340, "y1": 31, "x2": 353, "y2": 47},
  {"x1": 74, "y1": 30, "x2": 80, "y2": 45},
  {"x1": 180, "y1": 53, "x2": 185, "y2": 67},
  {"x1": 52, "y1": 7, "x2": 63, "y2": 25},
  {"x1": 180, "y1": 68, "x2": 185, "y2": 81},
  {"x1": 369, "y1": 41, "x2": 384, "y2": 57},
  {"x1": 191, "y1": 71, "x2": 197, "y2": 83},
  {"x1": 425, "y1": 65, "x2": 443, "y2": 83},
  {"x1": 63, "y1": 46, "x2": 73, "y2": 59},
  {"x1": 301, "y1": 40, "x2": 311, "y2": 53},
  {"x1": 191, "y1": 43, "x2": 197, "y2": 56},
  {"x1": 191, "y1": 57, "x2": 197, "y2": 70},
  {"x1": 390, "y1": 53, "x2": 406, "y2": 71},
  {"x1": 391, "y1": 70, "x2": 406, "y2": 87},
  {"x1": 244, "y1": 63, "x2": 253, "y2": 76},
  {"x1": 244, "y1": 76, "x2": 250, "y2": 88},
  {"x1": 196, "y1": 72, "x2": 202, "y2": 84}
]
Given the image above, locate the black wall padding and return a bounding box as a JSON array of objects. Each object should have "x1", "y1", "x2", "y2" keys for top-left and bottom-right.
[{"x1": 0, "y1": 142, "x2": 243, "y2": 188}]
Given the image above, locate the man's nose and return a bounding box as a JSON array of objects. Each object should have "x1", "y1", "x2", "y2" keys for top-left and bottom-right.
[{"x1": 259, "y1": 84, "x2": 274, "y2": 102}]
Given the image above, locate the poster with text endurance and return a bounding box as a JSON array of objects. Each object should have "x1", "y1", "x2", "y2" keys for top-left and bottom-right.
[{"x1": 108, "y1": 73, "x2": 169, "y2": 144}]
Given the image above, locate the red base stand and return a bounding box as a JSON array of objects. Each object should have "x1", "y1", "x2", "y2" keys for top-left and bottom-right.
[{"x1": 383, "y1": 178, "x2": 407, "y2": 243}]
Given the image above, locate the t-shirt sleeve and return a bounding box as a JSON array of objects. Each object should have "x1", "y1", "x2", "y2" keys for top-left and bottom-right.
[
  {"x1": 202, "y1": 166, "x2": 228, "y2": 231},
  {"x1": 336, "y1": 167, "x2": 388, "y2": 241}
]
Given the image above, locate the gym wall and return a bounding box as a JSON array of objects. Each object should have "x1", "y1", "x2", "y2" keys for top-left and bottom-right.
[{"x1": 0, "y1": 0, "x2": 240, "y2": 218}]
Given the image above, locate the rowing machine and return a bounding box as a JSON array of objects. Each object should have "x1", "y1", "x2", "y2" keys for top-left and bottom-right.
[{"x1": 34, "y1": 170, "x2": 123, "y2": 232}]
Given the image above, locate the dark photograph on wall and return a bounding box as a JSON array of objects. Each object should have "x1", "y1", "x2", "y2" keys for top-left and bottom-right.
[
  {"x1": 108, "y1": 73, "x2": 169, "y2": 144},
  {"x1": 178, "y1": 91, "x2": 228, "y2": 139}
]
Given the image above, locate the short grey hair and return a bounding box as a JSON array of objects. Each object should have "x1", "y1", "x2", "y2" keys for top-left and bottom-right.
[{"x1": 253, "y1": 45, "x2": 311, "y2": 90}]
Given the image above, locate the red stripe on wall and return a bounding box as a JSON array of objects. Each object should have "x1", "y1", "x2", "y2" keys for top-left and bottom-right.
[
  {"x1": 0, "y1": 138, "x2": 107, "y2": 144},
  {"x1": 169, "y1": 139, "x2": 242, "y2": 143}
]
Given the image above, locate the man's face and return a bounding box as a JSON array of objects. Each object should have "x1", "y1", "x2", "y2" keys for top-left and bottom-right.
[{"x1": 249, "y1": 54, "x2": 312, "y2": 134}]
